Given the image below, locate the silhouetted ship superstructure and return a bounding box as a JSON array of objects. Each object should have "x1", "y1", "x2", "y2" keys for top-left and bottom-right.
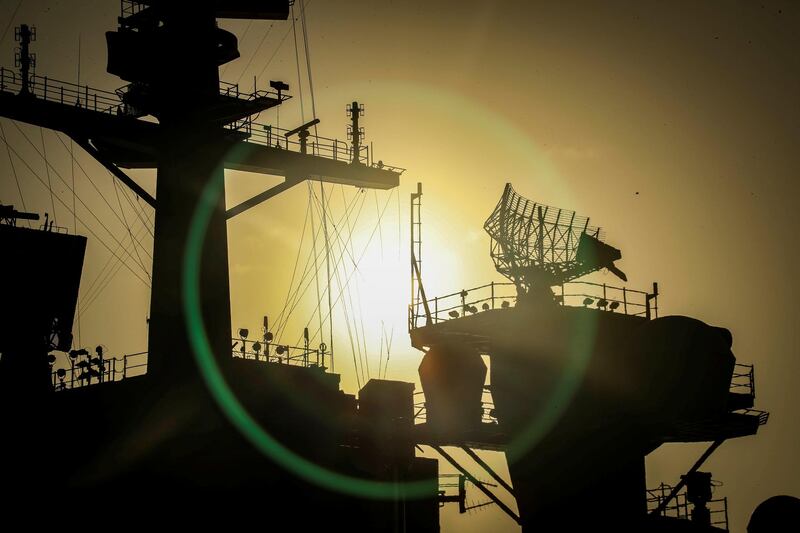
[
  {"x1": 1, "y1": 2, "x2": 437, "y2": 530},
  {"x1": 0, "y1": 3, "x2": 774, "y2": 532},
  {"x1": 409, "y1": 183, "x2": 769, "y2": 531}
]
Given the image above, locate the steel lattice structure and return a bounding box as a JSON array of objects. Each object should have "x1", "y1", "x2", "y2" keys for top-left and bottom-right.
[{"x1": 483, "y1": 183, "x2": 607, "y2": 291}]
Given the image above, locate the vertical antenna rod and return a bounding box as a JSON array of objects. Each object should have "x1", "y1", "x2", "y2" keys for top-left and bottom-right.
[
  {"x1": 15, "y1": 24, "x2": 34, "y2": 95},
  {"x1": 347, "y1": 100, "x2": 363, "y2": 163},
  {"x1": 410, "y1": 182, "x2": 432, "y2": 327}
]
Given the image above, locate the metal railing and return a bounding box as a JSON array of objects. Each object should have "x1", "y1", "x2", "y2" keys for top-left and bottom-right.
[
  {"x1": 0, "y1": 67, "x2": 292, "y2": 120},
  {"x1": 49, "y1": 333, "x2": 333, "y2": 393},
  {"x1": 0, "y1": 65, "x2": 404, "y2": 174},
  {"x1": 412, "y1": 388, "x2": 497, "y2": 425},
  {"x1": 1, "y1": 67, "x2": 126, "y2": 114},
  {"x1": 735, "y1": 408, "x2": 770, "y2": 426},
  {"x1": 730, "y1": 363, "x2": 755, "y2": 397},
  {"x1": 409, "y1": 280, "x2": 657, "y2": 331},
  {"x1": 232, "y1": 337, "x2": 328, "y2": 370},
  {"x1": 217, "y1": 80, "x2": 290, "y2": 104},
  {"x1": 51, "y1": 351, "x2": 148, "y2": 391},
  {"x1": 121, "y1": 0, "x2": 147, "y2": 18},
  {"x1": 227, "y1": 117, "x2": 405, "y2": 173},
  {"x1": 646, "y1": 483, "x2": 729, "y2": 531}
]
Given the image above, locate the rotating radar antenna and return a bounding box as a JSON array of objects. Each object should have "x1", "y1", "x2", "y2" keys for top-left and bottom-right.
[{"x1": 483, "y1": 183, "x2": 628, "y2": 295}]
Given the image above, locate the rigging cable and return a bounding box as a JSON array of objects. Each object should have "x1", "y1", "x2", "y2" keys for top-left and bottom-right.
[
  {"x1": 383, "y1": 325, "x2": 394, "y2": 379},
  {"x1": 14, "y1": 123, "x2": 153, "y2": 268},
  {"x1": 290, "y1": 3, "x2": 305, "y2": 122},
  {"x1": 0, "y1": 121, "x2": 30, "y2": 227},
  {"x1": 255, "y1": 0, "x2": 314, "y2": 85},
  {"x1": 0, "y1": 133, "x2": 151, "y2": 287},
  {"x1": 321, "y1": 183, "x2": 334, "y2": 372},
  {"x1": 220, "y1": 19, "x2": 253, "y2": 78},
  {"x1": 272, "y1": 188, "x2": 364, "y2": 342},
  {"x1": 318, "y1": 191, "x2": 365, "y2": 386},
  {"x1": 80, "y1": 217, "x2": 150, "y2": 313},
  {"x1": 338, "y1": 186, "x2": 370, "y2": 380},
  {"x1": 74, "y1": 34, "x2": 80, "y2": 234},
  {"x1": 302, "y1": 189, "x2": 394, "y2": 347},
  {"x1": 39, "y1": 128, "x2": 57, "y2": 225},
  {"x1": 0, "y1": 0, "x2": 24, "y2": 46},
  {"x1": 49, "y1": 130, "x2": 153, "y2": 263},
  {"x1": 298, "y1": 5, "x2": 335, "y2": 372},
  {"x1": 114, "y1": 171, "x2": 154, "y2": 238},
  {"x1": 278, "y1": 188, "x2": 365, "y2": 344},
  {"x1": 299, "y1": 0, "x2": 318, "y2": 132},
  {"x1": 308, "y1": 183, "x2": 324, "y2": 349},
  {"x1": 270, "y1": 192, "x2": 312, "y2": 337},
  {"x1": 234, "y1": 21, "x2": 274, "y2": 86},
  {"x1": 112, "y1": 176, "x2": 150, "y2": 280},
  {"x1": 2, "y1": 127, "x2": 151, "y2": 281}
]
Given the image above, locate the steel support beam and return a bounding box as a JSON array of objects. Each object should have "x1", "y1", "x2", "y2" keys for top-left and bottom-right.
[
  {"x1": 432, "y1": 445, "x2": 521, "y2": 525},
  {"x1": 75, "y1": 138, "x2": 156, "y2": 208},
  {"x1": 226, "y1": 178, "x2": 302, "y2": 219},
  {"x1": 650, "y1": 439, "x2": 725, "y2": 516},
  {"x1": 461, "y1": 446, "x2": 515, "y2": 496}
]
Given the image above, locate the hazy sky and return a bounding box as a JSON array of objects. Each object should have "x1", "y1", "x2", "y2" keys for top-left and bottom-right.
[{"x1": 0, "y1": 1, "x2": 798, "y2": 531}]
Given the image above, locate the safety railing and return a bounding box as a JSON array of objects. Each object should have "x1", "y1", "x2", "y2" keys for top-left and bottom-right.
[
  {"x1": 227, "y1": 116, "x2": 405, "y2": 174},
  {"x1": 734, "y1": 408, "x2": 770, "y2": 426},
  {"x1": 1, "y1": 67, "x2": 126, "y2": 114},
  {"x1": 51, "y1": 351, "x2": 148, "y2": 391},
  {"x1": 730, "y1": 363, "x2": 755, "y2": 397},
  {"x1": 412, "y1": 388, "x2": 497, "y2": 425},
  {"x1": 646, "y1": 483, "x2": 729, "y2": 531},
  {"x1": 409, "y1": 280, "x2": 658, "y2": 331},
  {"x1": 232, "y1": 337, "x2": 328, "y2": 370},
  {"x1": 0, "y1": 67, "x2": 295, "y2": 121},
  {"x1": 217, "y1": 80, "x2": 290, "y2": 104},
  {"x1": 0, "y1": 65, "x2": 404, "y2": 174},
  {"x1": 121, "y1": 0, "x2": 147, "y2": 18}
]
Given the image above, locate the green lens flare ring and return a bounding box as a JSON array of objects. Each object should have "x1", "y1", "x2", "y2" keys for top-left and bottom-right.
[
  {"x1": 182, "y1": 155, "x2": 596, "y2": 498},
  {"x1": 183, "y1": 168, "x2": 431, "y2": 500}
]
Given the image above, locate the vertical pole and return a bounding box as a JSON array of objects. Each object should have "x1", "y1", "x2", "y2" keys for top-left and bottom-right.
[
  {"x1": 458, "y1": 474, "x2": 466, "y2": 514},
  {"x1": 653, "y1": 281, "x2": 659, "y2": 318},
  {"x1": 491, "y1": 281, "x2": 495, "y2": 309},
  {"x1": 146, "y1": 7, "x2": 233, "y2": 389},
  {"x1": 537, "y1": 205, "x2": 545, "y2": 265},
  {"x1": 623, "y1": 286, "x2": 628, "y2": 315},
  {"x1": 18, "y1": 25, "x2": 32, "y2": 95},
  {"x1": 349, "y1": 100, "x2": 361, "y2": 163},
  {"x1": 723, "y1": 497, "x2": 729, "y2": 529}
]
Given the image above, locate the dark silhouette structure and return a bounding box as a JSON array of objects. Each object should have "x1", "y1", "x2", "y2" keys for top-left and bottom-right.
[
  {"x1": 748, "y1": 495, "x2": 800, "y2": 533},
  {"x1": 409, "y1": 183, "x2": 769, "y2": 531},
  {"x1": 0, "y1": 3, "x2": 782, "y2": 531},
  {"x1": 0, "y1": 2, "x2": 437, "y2": 530}
]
